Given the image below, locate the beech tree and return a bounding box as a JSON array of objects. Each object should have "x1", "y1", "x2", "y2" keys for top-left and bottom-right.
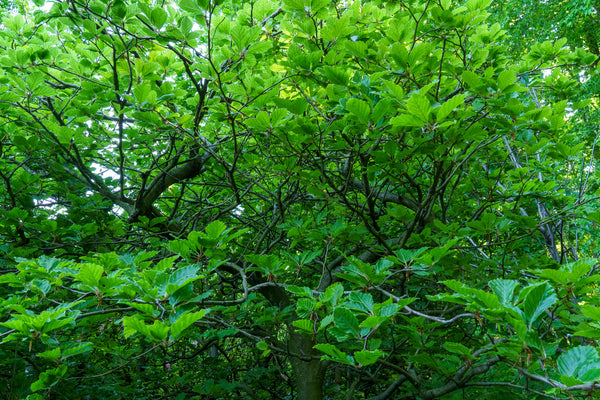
[{"x1": 1, "y1": 0, "x2": 599, "y2": 399}]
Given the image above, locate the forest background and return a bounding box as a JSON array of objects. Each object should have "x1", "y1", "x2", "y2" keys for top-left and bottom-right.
[{"x1": 1, "y1": 0, "x2": 600, "y2": 399}]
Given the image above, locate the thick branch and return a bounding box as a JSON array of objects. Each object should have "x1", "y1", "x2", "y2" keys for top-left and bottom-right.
[
  {"x1": 419, "y1": 357, "x2": 500, "y2": 399},
  {"x1": 367, "y1": 375, "x2": 409, "y2": 400},
  {"x1": 349, "y1": 179, "x2": 419, "y2": 211},
  {"x1": 131, "y1": 152, "x2": 212, "y2": 221}
]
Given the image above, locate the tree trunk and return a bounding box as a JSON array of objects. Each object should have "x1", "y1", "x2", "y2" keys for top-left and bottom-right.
[
  {"x1": 289, "y1": 328, "x2": 325, "y2": 400},
  {"x1": 259, "y1": 285, "x2": 325, "y2": 399}
]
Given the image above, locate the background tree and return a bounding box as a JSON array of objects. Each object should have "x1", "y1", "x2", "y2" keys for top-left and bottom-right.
[
  {"x1": 489, "y1": 0, "x2": 600, "y2": 175},
  {"x1": 490, "y1": 0, "x2": 600, "y2": 56},
  {"x1": 0, "y1": 0, "x2": 599, "y2": 399}
]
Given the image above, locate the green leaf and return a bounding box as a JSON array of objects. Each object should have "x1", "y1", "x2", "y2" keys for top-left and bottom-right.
[
  {"x1": 26, "y1": 72, "x2": 45, "y2": 90},
  {"x1": 77, "y1": 263, "x2": 104, "y2": 288},
  {"x1": 383, "y1": 81, "x2": 405, "y2": 99},
  {"x1": 245, "y1": 254, "x2": 282, "y2": 274},
  {"x1": 346, "y1": 292, "x2": 374, "y2": 313},
  {"x1": 523, "y1": 283, "x2": 557, "y2": 329},
  {"x1": 123, "y1": 316, "x2": 150, "y2": 339},
  {"x1": 372, "y1": 98, "x2": 392, "y2": 123},
  {"x1": 56, "y1": 126, "x2": 75, "y2": 145},
  {"x1": 61, "y1": 342, "x2": 93, "y2": 359},
  {"x1": 536, "y1": 259, "x2": 595, "y2": 286},
  {"x1": 390, "y1": 114, "x2": 425, "y2": 127},
  {"x1": 443, "y1": 342, "x2": 475, "y2": 359},
  {"x1": 322, "y1": 66, "x2": 348, "y2": 85},
  {"x1": 319, "y1": 314, "x2": 334, "y2": 331},
  {"x1": 334, "y1": 307, "x2": 360, "y2": 337},
  {"x1": 124, "y1": 317, "x2": 170, "y2": 342},
  {"x1": 248, "y1": 41, "x2": 273, "y2": 56},
  {"x1": 148, "y1": 320, "x2": 170, "y2": 341},
  {"x1": 166, "y1": 265, "x2": 200, "y2": 295},
  {"x1": 283, "y1": 0, "x2": 306, "y2": 12},
  {"x1": 436, "y1": 94, "x2": 465, "y2": 122},
  {"x1": 297, "y1": 297, "x2": 317, "y2": 316},
  {"x1": 359, "y1": 315, "x2": 386, "y2": 329},
  {"x1": 43, "y1": 317, "x2": 75, "y2": 333},
  {"x1": 376, "y1": 298, "x2": 414, "y2": 317},
  {"x1": 442, "y1": 280, "x2": 474, "y2": 297},
  {"x1": 293, "y1": 319, "x2": 314, "y2": 333},
  {"x1": 558, "y1": 346, "x2": 600, "y2": 381},
  {"x1": 314, "y1": 343, "x2": 355, "y2": 365},
  {"x1": 319, "y1": 283, "x2": 344, "y2": 306},
  {"x1": 204, "y1": 220, "x2": 227, "y2": 239},
  {"x1": 442, "y1": 280, "x2": 501, "y2": 309},
  {"x1": 37, "y1": 348, "x2": 61, "y2": 361},
  {"x1": 120, "y1": 301, "x2": 156, "y2": 315},
  {"x1": 408, "y1": 42, "x2": 431, "y2": 65},
  {"x1": 151, "y1": 8, "x2": 168, "y2": 29},
  {"x1": 489, "y1": 279, "x2": 518, "y2": 306},
  {"x1": 392, "y1": 248, "x2": 428, "y2": 265},
  {"x1": 355, "y1": 350, "x2": 384, "y2": 366},
  {"x1": 178, "y1": 0, "x2": 207, "y2": 13},
  {"x1": 179, "y1": 16, "x2": 193, "y2": 35},
  {"x1": 498, "y1": 69, "x2": 516, "y2": 91},
  {"x1": 580, "y1": 368, "x2": 600, "y2": 382},
  {"x1": 286, "y1": 285, "x2": 314, "y2": 298},
  {"x1": 0, "y1": 319, "x2": 28, "y2": 332},
  {"x1": 31, "y1": 365, "x2": 67, "y2": 392},
  {"x1": 132, "y1": 84, "x2": 157, "y2": 105},
  {"x1": 346, "y1": 98, "x2": 370, "y2": 123},
  {"x1": 346, "y1": 41, "x2": 367, "y2": 58},
  {"x1": 256, "y1": 340, "x2": 271, "y2": 356},
  {"x1": 30, "y1": 279, "x2": 51, "y2": 296},
  {"x1": 462, "y1": 70, "x2": 481, "y2": 89},
  {"x1": 406, "y1": 94, "x2": 431, "y2": 122},
  {"x1": 582, "y1": 305, "x2": 600, "y2": 321},
  {"x1": 170, "y1": 310, "x2": 208, "y2": 339}
]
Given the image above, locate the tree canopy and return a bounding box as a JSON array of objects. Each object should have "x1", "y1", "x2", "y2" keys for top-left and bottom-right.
[{"x1": 1, "y1": 0, "x2": 600, "y2": 399}]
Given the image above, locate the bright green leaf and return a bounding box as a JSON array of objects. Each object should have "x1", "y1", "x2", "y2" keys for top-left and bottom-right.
[{"x1": 171, "y1": 310, "x2": 208, "y2": 339}]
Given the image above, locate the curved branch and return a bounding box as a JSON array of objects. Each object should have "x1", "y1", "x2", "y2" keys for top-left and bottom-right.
[
  {"x1": 419, "y1": 356, "x2": 501, "y2": 399},
  {"x1": 131, "y1": 152, "x2": 212, "y2": 221}
]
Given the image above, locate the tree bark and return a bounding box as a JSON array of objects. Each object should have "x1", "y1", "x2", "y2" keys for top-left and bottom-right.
[
  {"x1": 257, "y1": 284, "x2": 325, "y2": 399},
  {"x1": 288, "y1": 329, "x2": 325, "y2": 400}
]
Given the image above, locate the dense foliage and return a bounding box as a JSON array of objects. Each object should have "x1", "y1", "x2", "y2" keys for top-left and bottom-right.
[{"x1": 1, "y1": 0, "x2": 600, "y2": 399}]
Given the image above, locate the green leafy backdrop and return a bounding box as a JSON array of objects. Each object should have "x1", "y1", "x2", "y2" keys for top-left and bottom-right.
[{"x1": 1, "y1": 0, "x2": 600, "y2": 399}]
